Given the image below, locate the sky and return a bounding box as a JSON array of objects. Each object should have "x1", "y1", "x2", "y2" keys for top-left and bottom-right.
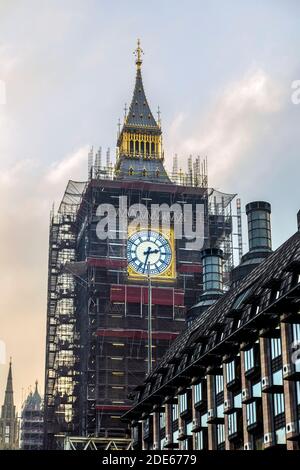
[{"x1": 0, "y1": 0, "x2": 300, "y2": 412}]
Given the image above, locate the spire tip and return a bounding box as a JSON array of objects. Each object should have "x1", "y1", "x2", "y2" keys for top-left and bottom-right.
[{"x1": 134, "y1": 38, "x2": 143, "y2": 71}]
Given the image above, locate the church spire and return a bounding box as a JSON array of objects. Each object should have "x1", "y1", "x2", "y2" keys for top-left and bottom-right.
[
  {"x1": 3, "y1": 358, "x2": 14, "y2": 410},
  {"x1": 0, "y1": 359, "x2": 19, "y2": 449}
]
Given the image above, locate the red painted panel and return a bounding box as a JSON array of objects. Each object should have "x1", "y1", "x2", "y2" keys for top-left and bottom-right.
[
  {"x1": 87, "y1": 258, "x2": 127, "y2": 269},
  {"x1": 178, "y1": 264, "x2": 202, "y2": 273},
  {"x1": 95, "y1": 405, "x2": 131, "y2": 412},
  {"x1": 96, "y1": 329, "x2": 179, "y2": 341},
  {"x1": 110, "y1": 285, "x2": 184, "y2": 306}
]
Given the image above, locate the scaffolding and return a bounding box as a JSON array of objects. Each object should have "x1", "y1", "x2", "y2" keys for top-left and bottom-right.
[
  {"x1": 44, "y1": 150, "x2": 239, "y2": 448},
  {"x1": 61, "y1": 435, "x2": 132, "y2": 450},
  {"x1": 44, "y1": 182, "x2": 86, "y2": 449}
]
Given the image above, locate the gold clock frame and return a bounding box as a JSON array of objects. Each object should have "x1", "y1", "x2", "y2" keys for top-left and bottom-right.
[{"x1": 127, "y1": 226, "x2": 176, "y2": 281}]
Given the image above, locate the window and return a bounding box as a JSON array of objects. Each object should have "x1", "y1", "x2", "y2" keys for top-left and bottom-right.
[
  {"x1": 293, "y1": 324, "x2": 300, "y2": 342},
  {"x1": 271, "y1": 338, "x2": 282, "y2": 360},
  {"x1": 246, "y1": 402, "x2": 257, "y2": 426},
  {"x1": 172, "y1": 404, "x2": 178, "y2": 422},
  {"x1": 273, "y1": 393, "x2": 284, "y2": 416},
  {"x1": 215, "y1": 375, "x2": 224, "y2": 395},
  {"x1": 195, "y1": 431, "x2": 204, "y2": 450},
  {"x1": 252, "y1": 381, "x2": 261, "y2": 398},
  {"x1": 272, "y1": 369, "x2": 283, "y2": 386},
  {"x1": 296, "y1": 381, "x2": 300, "y2": 405},
  {"x1": 226, "y1": 360, "x2": 235, "y2": 384},
  {"x1": 144, "y1": 418, "x2": 150, "y2": 438},
  {"x1": 217, "y1": 424, "x2": 225, "y2": 446},
  {"x1": 217, "y1": 403, "x2": 224, "y2": 418},
  {"x1": 233, "y1": 392, "x2": 242, "y2": 409},
  {"x1": 173, "y1": 429, "x2": 179, "y2": 443},
  {"x1": 275, "y1": 427, "x2": 286, "y2": 445},
  {"x1": 179, "y1": 393, "x2": 187, "y2": 414},
  {"x1": 292, "y1": 325, "x2": 300, "y2": 372},
  {"x1": 200, "y1": 412, "x2": 208, "y2": 428},
  {"x1": 194, "y1": 383, "x2": 202, "y2": 404},
  {"x1": 160, "y1": 412, "x2": 165, "y2": 430},
  {"x1": 244, "y1": 348, "x2": 254, "y2": 372},
  {"x1": 228, "y1": 412, "x2": 237, "y2": 436},
  {"x1": 231, "y1": 286, "x2": 253, "y2": 310}
]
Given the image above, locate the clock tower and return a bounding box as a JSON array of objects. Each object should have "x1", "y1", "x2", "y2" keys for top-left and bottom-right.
[{"x1": 44, "y1": 41, "x2": 236, "y2": 449}]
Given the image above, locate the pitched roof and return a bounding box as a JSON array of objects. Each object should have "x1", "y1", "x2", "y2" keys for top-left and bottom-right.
[
  {"x1": 124, "y1": 230, "x2": 300, "y2": 419},
  {"x1": 116, "y1": 157, "x2": 171, "y2": 183},
  {"x1": 124, "y1": 68, "x2": 159, "y2": 130}
]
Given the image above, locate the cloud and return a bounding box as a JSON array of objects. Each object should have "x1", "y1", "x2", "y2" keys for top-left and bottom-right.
[
  {"x1": 0, "y1": 144, "x2": 89, "y2": 410},
  {"x1": 46, "y1": 145, "x2": 89, "y2": 184},
  {"x1": 166, "y1": 69, "x2": 284, "y2": 185}
]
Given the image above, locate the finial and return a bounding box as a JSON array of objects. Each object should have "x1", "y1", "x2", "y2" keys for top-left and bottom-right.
[
  {"x1": 117, "y1": 118, "x2": 121, "y2": 136},
  {"x1": 134, "y1": 38, "x2": 143, "y2": 71},
  {"x1": 157, "y1": 106, "x2": 161, "y2": 126},
  {"x1": 123, "y1": 103, "x2": 128, "y2": 121}
]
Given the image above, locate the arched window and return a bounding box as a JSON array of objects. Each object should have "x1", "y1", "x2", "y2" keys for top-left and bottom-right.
[
  {"x1": 151, "y1": 142, "x2": 155, "y2": 155},
  {"x1": 141, "y1": 141, "x2": 145, "y2": 154},
  {"x1": 146, "y1": 142, "x2": 150, "y2": 155},
  {"x1": 130, "y1": 140, "x2": 134, "y2": 155},
  {"x1": 135, "y1": 140, "x2": 139, "y2": 154}
]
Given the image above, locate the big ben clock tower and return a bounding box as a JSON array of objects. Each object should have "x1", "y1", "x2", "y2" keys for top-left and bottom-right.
[{"x1": 44, "y1": 40, "x2": 235, "y2": 449}]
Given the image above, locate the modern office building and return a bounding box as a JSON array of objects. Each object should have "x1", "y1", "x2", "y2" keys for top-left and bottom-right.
[
  {"x1": 43, "y1": 41, "x2": 237, "y2": 449},
  {"x1": 124, "y1": 206, "x2": 300, "y2": 451},
  {"x1": 20, "y1": 382, "x2": 43, "y2": 450}
]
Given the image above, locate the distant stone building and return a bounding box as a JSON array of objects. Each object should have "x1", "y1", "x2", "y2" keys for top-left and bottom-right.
[
  {"x1": 20, "y1": 381, "x2": 43, "y2": 450},
  {"x1": 0, "y1": 359, "x2": 19, "y2": 449}
]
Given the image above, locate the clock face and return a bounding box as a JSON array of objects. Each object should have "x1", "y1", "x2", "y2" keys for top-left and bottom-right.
[{"x1": 127, "y1": 230, "x2": 172, "y2": 276}]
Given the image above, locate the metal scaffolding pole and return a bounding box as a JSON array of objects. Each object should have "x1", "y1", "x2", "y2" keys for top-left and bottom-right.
[{"x1": 147, "y1": 262, "x2": 152, "y2": 375}]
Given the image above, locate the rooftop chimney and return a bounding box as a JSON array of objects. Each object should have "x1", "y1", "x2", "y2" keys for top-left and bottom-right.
[
  {"x1": 246, "y1": 201, "x2": 272, "y2": 253},
  {"x1": 187, "y1": 248, "x2": 224, "y2": 322},
  {"x1": 201, "y1": 248, "x2": 224, "y2": 294},
  {"x1": 231, "y1": 201, "x2": 272, "y2": 285},
  {"x1": 297, "y1": 210, "x2": 300, "y2": 232}
]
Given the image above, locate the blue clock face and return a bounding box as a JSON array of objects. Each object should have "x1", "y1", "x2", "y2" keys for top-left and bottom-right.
[{"x1": 127, "y1": 230, "x2": 172, "y2": 276}]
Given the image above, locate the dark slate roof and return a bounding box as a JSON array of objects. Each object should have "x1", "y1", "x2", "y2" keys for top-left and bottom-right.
[
  {"x1": 124, "y1": 230, "x2": 300, "y2": 419},
  {"x1": 116, "y1": 157, "x2": 171, "y2": 183},
  {"x1": 124, "y1": 68, "x2": 159, "y2": 131}
]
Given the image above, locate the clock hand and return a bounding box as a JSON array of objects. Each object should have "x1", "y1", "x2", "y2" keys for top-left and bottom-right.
[
  {"x1": 143, "y1": 246, "x2": 151, "y2": 273},
  {"x1": 142, "y1": 247, "x2": 160, "y2": 273}
]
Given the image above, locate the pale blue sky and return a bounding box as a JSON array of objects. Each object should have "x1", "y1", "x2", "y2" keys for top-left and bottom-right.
[{"x1": 0, "y1": 0, "x2": 299, "y2": 410}]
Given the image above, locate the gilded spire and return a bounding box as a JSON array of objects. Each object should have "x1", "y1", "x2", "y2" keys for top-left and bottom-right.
[{"x1": 134, "y1": 38, "x2": 143, "y2": 71}]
